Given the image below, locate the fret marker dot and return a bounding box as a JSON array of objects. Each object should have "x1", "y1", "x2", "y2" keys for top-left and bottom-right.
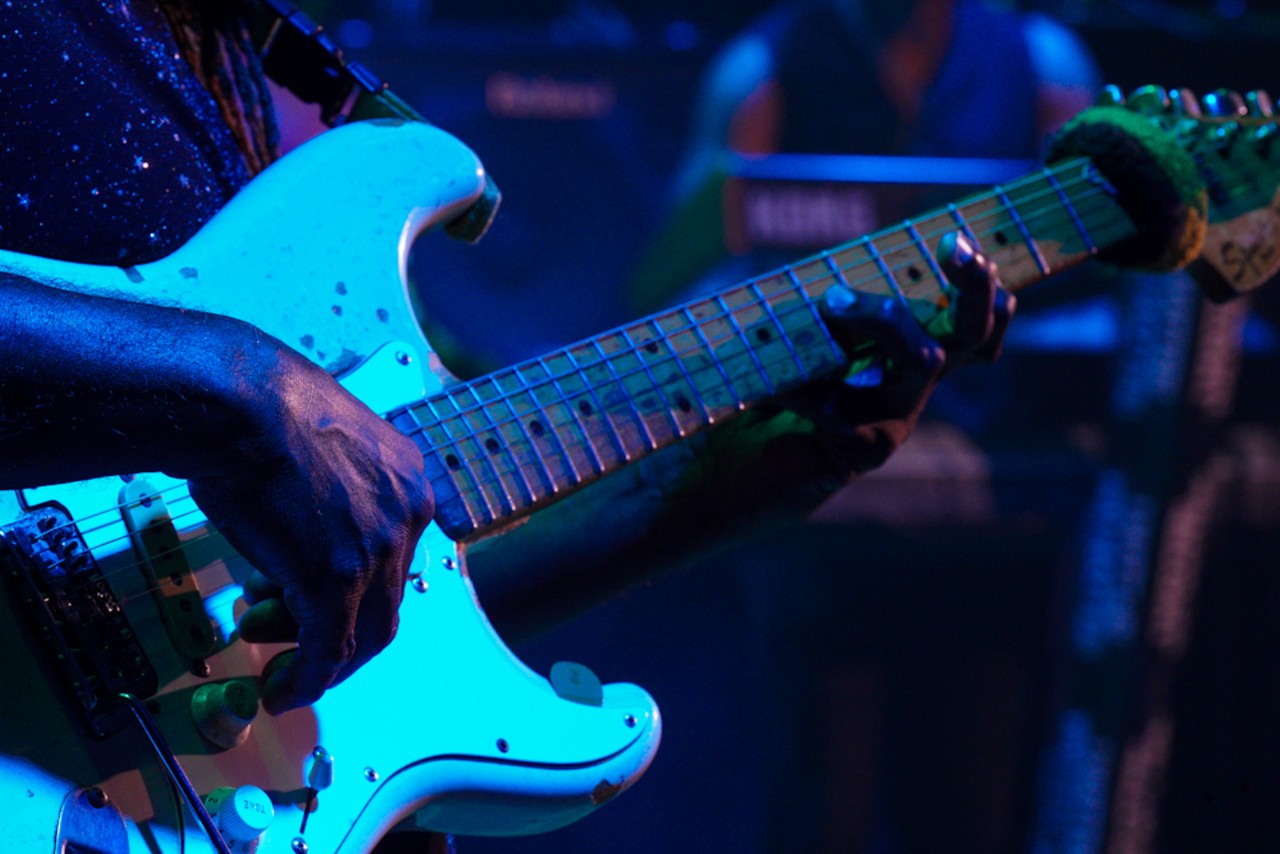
[
  {"x1": 644, "y1": 342, "x2": 660, "y2": 354},
  {"x1": 994, "y1": 231, "x2": 1009, "y2": 246},
  {"x1": 445, "y1": 454, "x2": 461, "y2": 470},
  {"x1": 484, "y1": 438, "x2": 500, "y2": 454},
  {"x1": 755, "y1": 327, "x2": 772, "y2": 342},
  {"x1": 907, "y1": 266, "x2": 922, "y2": 281},
  {"x1": 676, "y1": 396, "x2": 692, "y2": 413},
  {"x1": 529, "y1": 419, "x2": 545, "y2": 436},
  {"x1": 578, "y1": 401, "x2": 593, "y2": 416}
]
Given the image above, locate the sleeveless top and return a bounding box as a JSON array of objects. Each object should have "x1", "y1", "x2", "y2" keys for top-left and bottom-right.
[{"x1": 0, "y1": 2, "x2": 251, "y2": 265}]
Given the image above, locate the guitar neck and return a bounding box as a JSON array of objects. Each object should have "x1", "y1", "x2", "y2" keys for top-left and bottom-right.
[{"x1": 390, "y1": 155, "x2": 1137, "y2": 540}]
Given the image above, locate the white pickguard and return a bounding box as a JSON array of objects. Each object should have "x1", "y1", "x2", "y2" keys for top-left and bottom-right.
[{"x1": 0, "y1": 120, "x2": 660, "y2": 853}]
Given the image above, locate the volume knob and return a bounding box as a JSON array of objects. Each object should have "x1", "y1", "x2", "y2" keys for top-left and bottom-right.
[
  {"x1": 204, "y1": 785, "x2": 274, "y2": 853},
  {"x1": 192, "y1": 680, "x2": 259, "y2": 749}
]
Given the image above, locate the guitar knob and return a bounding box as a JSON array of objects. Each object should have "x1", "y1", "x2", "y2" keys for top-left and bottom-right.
[
  {"x1": 1247, "y1": 90, "x2": 1275, "y2": 117},
  {"x1": 1203, "y1": 89, "x2": 1248, "y2": 117},
  {"x1": 204, "y1": 785, "x2": 275, "y2": 854},
  {"x1": 1126, "y1": 84, "x2": 1169, "y2": 114},
  {"x1": 192, "y1": 680, "x2": 259, "y2": 749}
]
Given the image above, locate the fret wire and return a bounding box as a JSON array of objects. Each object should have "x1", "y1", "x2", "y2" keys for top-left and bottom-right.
[
  {"x1": 515, "y1": 365, "x2": 583, "y2": 487},
  {"x1": 863, "y1": 236, "x2": 908, "y2": 304},
  {"x1": 664, "y1": 310, "x2": 748, "y2": 417},
  {"x1": 394, "y1": 406, "x2": 476, "y2": 528},
  {"x1": 448, "y1": 291, "x2": 840, "y2": 483},
  {"x1": 995, "y1": 184, "x2": 1050, "y2": 276},
  {"x1": 472, "y1": 175, "x2": 1109, "y2": 434},
  {"x1": 434, "y1": 171, "x2": 1123, "y2": 497},
  {"x1": 452, "y1": 338, "x2": 820, "y2": 494},
  {"x1": 682, "y1": 302, "x2": 745, "y2": 409},
  {"x1": 752, "y1": 275, "x2": 814, "y2": 380},
  {"x1": 821, "y1": 248, "x2": 853, "y2": 294},
  {"x1": 473, "y1": 378, "x2": 538, "y2": 508},
  {"x1": 905, "y1": 219, "x2": 947, "y2": 285},
  {"x1": 433, "y1": 172, "x2": 1116, "y2": 447},
  {"x1": 426, "y1": 397, "x2": 498, "y2": 526},
  {"x1": 454, "y1": 385, "x2": 524, "y2": 513},
  {"x1": 651, "y1": 316, "x2": 716, "y2": 424},
  {"x1": 567, "y1": 344, "x2": 634, "y2": 463},
  {"x1": 946, "y1": 201, "x2": 981, "y2": 250},
  {"x1": 591, "y1": 335, "x2": 658, "y2": 454},
  {"x1": 790, "y1": 266, "x2": 845, "y2": 357},
  {"x1": 1043, "y1": 167, "x2": 1097, "y2": 254},
  {"x1": 712, "y1": 290, "x2": 776, "y2": 397},
  {"x1": 620, "y1": 326, "x2": 688, "y2": 437},
  {"x1": 538, "y1": 355, "x2": 607, "y2": 476},
  {"x1": 493, "y1": 372, "x2": 561, "y2": 496},
  {"x1": 411, "y1": 173, "x2": 1125, "y2": 500}
]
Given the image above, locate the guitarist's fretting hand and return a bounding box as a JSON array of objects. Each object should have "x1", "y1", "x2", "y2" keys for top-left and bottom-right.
[
  {"x1": 470, "y1": 232, "x2": 1012, "y2": 641},
  {"x1": 792, "y1": 230, "x2": 1013, "y2": 480},
  {"x1": 0, "y1": 276, "x2": 433, "y2": 716},
  {"x1": 685, "y1": 230, "x2": 1012, "y2": 522}
]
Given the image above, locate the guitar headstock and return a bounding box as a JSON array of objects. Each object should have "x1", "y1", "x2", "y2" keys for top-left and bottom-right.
[
  {"x1": 1127, "y1": 86, "x2": 1280, "y2": 302},
  {"x1": 1057, "y1": 84, "x2": 1280, "y2": 302}
]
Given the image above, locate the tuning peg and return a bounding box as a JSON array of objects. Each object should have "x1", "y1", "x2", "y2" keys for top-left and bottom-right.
[
  {"x1": 1096, "y1": 84, "x2": 1125, "y2": 107},
  {"x1": 1246, "y1": 90, "x2": 1274, "y2": 117},
  {"x1": 1202, "y1": 89, "x2": 1248, "y2": 117},
  {"x1": 1127, "y1": 85, "x2": 1170, "y2": 114},
  {"x1": 1169, "y1": 88, "x2": 1203, "y2": 118}
]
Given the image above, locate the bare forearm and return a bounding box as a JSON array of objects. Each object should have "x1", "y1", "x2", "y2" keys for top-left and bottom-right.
[
  {"x1": 0, "y1": 273, "x2": 278, "y2": 487},
  {"x1": 467, "y1": 409, "x2": 837, "y2": 643}
]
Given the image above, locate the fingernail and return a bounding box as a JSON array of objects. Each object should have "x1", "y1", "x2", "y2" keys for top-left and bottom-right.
[
  {"x1": 950, "y1": 232, "x2": 974, "y2": 266},
  {"x1": 824, "y1": 284, "x2": 856, "y2": 312}
]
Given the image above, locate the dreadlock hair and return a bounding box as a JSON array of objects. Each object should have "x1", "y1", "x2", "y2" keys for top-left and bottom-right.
[{"x1": 159, "y1": 0, "x2": 280, "y2": 175}]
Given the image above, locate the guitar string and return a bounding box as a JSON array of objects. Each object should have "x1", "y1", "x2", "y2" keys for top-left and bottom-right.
[
  {"x1": 32, "y1": 215, "x2": 1125, "y2": 608},
  {"x1": 43, "y1": 163, "x2": 1109, "y2": 546},
  {"x1": 32, "y1": 163, "x2": 1114, "y2": 571},
  {"x1": 26, "y1": 168, "x2": 1123, "y2": 601},
  {"x1": 26, "y1": 112, "x2": 1232, "y2": 551},
  {"x1": 398, "y1": 169, "x2": 1125, "y2": 513},
  {"x1": 31, "y1": 165, "x2": 1115, "y2": 575}
]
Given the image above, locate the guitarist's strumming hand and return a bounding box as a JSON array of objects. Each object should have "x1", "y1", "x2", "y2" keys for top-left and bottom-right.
[
  {"x1": 0, "y1": 277, "x2": 433, "y2": 715},
  {"x1": 189, "y1": 341, "x2": 434, "y2": 716}
]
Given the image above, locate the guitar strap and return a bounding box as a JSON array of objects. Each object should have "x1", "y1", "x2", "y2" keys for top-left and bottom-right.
[
  {"x1": 249, "y1": 1, "x2": 500, "y2": 241},
  {"x1": 251, "y1": 0, "x2": 423, "y2": 127}
]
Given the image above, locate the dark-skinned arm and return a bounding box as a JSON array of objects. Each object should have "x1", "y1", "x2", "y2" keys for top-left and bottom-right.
[{"x1": 0, "y1": 274, "x2": 432, "y2": 714}]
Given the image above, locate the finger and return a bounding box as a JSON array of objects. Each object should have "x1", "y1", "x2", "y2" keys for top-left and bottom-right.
[
  {"x1": 332, "y1": 563, "x2": 408, "y2": 686},
  {"x1": 973, "y1": 287, "x2": 1016, "y2": 363},
  {"x1": 260, "y1": 591, "x2": 358, "y2": 716},
  {"x1": 237, "y1": 596, "x2": 299, "y2": 643},
  {"x1": 937, "y1": 231, "x2": 997, "y2": 361},
  {"x1": 241, "y1": 569, "x2": 283, "y2": 606},
  {"x1": 822, "y1": 287, "x2": 944, "y2": 382}
]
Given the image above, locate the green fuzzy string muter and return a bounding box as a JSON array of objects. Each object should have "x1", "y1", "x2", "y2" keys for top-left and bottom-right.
[{"x1": 1049, "y1": 105, "x2": 1209, "y2": 273}]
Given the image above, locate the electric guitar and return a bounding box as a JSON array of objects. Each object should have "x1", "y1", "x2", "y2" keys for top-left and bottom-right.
[{"x1": 0, "y1": 86, "x2": 1275, "y2": 853}]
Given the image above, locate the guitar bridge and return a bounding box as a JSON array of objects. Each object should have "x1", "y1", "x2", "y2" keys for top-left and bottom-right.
[{"x1": 0, "y1": 504, "x2": 157, "y2": 737}]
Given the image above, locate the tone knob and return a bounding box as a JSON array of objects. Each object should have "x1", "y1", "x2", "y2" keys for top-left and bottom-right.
[
  {"x1": 192, "y1": 680, "x2": 259, "y2": 749},
  {"x1": 204, "y1": 785, "x2": 274, "y2": 853}
]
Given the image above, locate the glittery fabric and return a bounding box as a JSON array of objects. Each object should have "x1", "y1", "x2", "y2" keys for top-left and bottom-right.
[{"x1": 0, "y1": 1, "x2": 254, "y2": 265}]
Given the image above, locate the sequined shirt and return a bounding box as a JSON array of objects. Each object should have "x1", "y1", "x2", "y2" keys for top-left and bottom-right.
[{"x1": 0, "y1": 1, "x2": 252, "y2": 265}]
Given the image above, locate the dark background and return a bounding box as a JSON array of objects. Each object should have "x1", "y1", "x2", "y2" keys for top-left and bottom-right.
[{"x1": 293, "y1": 2, "x2": 1280, "y2": 851}]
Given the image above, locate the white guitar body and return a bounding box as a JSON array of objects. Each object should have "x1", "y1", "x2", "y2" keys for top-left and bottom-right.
[{"x1": 0, "y1": 120, "x2": 660, "y2": 852}]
